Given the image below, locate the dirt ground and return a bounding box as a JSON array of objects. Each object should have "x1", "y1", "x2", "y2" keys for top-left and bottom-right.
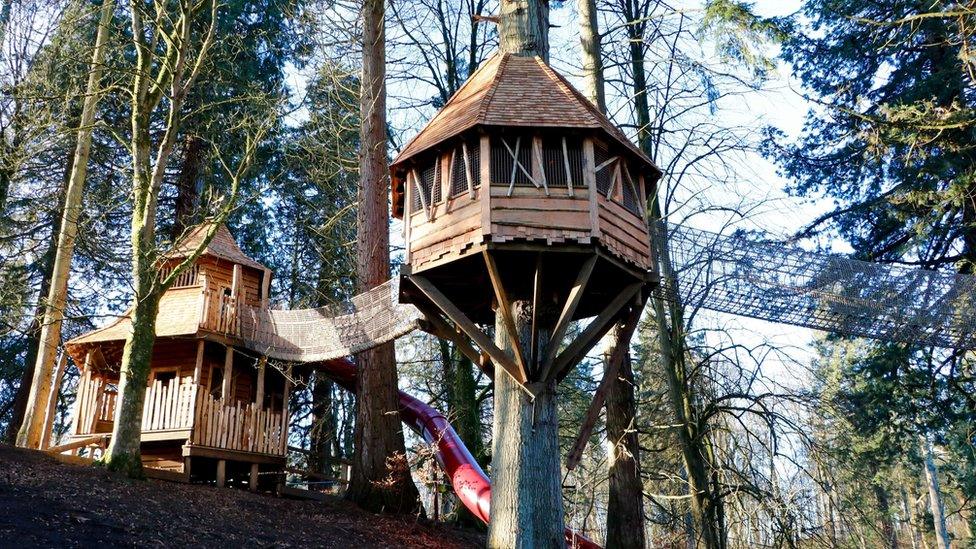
[{"x1": 0, "y1": 445, "x2": 483, "y2": 548}]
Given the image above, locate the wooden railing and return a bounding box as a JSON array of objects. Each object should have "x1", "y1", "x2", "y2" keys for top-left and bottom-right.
[
  {"x1": 200, "y1": 289, "x2": 240, "y2": 335},
  {"x1": 159, "y1": 263, "x2": 201, "y2": 288},
  {"x1": 192, "y1": 392, "x2": 286, "y2": 456},
  {"x1": 141, "y1": 378, "x2": 198, "y2": 431},
  {"x1": 74, "y1": 372, "x2": 117, "y2": 435}
]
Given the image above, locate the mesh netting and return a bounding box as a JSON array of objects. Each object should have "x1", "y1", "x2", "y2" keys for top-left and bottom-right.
[
  {"x1": 236, "y1": 278, "x2": 424, "y2": 362},
  {"x1": 654, "y1": 221, "x2": 976, "y2": 350}
]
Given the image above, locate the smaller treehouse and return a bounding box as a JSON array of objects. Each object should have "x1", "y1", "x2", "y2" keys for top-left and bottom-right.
[
  {"x1": 393, "y1": 52, "x2": 661, "y2": 389},
  {"x1": 61, "y1": 225, "x2": 290, "y2": 488}
]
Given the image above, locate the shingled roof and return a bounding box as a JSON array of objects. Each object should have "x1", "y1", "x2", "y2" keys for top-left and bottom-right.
[
  {"x1": 391, "y1": 52, "x2": 661, "y2": 175},
  {"x1": 168, "y1": 222, "x2": 267, "y2": 272}
]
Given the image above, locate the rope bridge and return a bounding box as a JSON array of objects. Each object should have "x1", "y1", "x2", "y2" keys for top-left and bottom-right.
[
  {"x1": 230, "y1": 224, "x2": 976, "y2": 363},
  {"x1": 655, "y1": 221, "x2": 976, "y2": 350}
]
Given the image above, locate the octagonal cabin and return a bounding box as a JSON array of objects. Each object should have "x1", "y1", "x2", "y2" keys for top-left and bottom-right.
[{"x1": 392, "y1": 53, "x2": 661, "y2": 329}]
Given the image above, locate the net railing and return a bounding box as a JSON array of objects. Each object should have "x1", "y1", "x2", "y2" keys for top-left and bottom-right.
[
  {"x1": 234, "y1": 278, "x2": 424, "y2": 363},
  {"x1": 654, "y1": 221, "x2": 976, "y2": 350}
]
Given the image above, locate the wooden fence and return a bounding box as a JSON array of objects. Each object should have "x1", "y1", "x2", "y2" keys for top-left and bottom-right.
[
  {"x1": 200, "y1": 289, "x2": 240, "y2": 335},
  {"x1": 141, "y1": 378, "x2": 198, "y2": 431},
  {"x1": 191, "y1": 392, "x2": 286, "y2": 456}
]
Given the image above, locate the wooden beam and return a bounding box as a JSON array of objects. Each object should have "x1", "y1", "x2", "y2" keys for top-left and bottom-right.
[
  {"x1": 222, "y1": 346, "x2": 234, "y2": 404},
  {"x1": 462, "y1": 141, "x2": 475, "y2": 197},
  {"x1": 192, "y1": 340, "x2": 205, "y2": 385},
  {"x1": 46, "y1": 434, "x2": 109, "y2": 455},
  {"x1": 255, "y1": 356, "x2": 266, "y2": 407},
  {"x1": 409, "y1": 274, "x2": 526, "y2": 384},
  {"x1": 260, "y1": 269, "x2": 272, "y2": 308},
  {"x1": 539, "y1": 255, "x2": 598, "y2": 381},
  {"x1": 231, "y1": 264, "x2": 242, "y2": 298},
  {"x1": 583, "y1": 138, "x2": 600, "y2": 238},
  {"x1": 249, "y1": 463, "x2": 260, "y2": 491},
  {"x1": 416, "y1": 307, "x2": 487, "y2": 376},
  {"x1": 479, "y1": 134, "x2": 491, "y2": 235},
  {"x1": 562, "y1": 137, "x2": 574, "y2": 197},
  {"x1": 532, "y1": 136, "x2": 549, "y2": 196},
  {"x1": 529, "y1": 253, "x2": 544, "y2": 373},
  {"x1": 565, "y1": 299, "x2": 645, "y2": 470},
  {"x1": 482, "y1": 251, "x2": 529, "y2": 380},
  {"x1": 216, "y1": 459, "x2": 227, "y2": 487},
  {"x1": 548, "y1": 282, "x2": 643, "y2": 383}
]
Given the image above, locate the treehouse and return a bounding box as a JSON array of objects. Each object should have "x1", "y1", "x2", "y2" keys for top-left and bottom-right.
[
  {"x1": 61, "y1": 225, "x2": 290, "y2": 489},
  {"x1": 394, "y1": 52, "x2": 661, "y2": 388}
]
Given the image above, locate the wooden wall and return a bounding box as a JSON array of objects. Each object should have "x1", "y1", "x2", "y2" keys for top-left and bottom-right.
[
  {"x1": 198, "y1": 257, "x2": 263, "y2": 306},
  {"x1": 489, "y1": 185, "x2": 592, "y2": 246}
]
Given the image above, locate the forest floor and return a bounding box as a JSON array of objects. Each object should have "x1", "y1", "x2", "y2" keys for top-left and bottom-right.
[{"x1": 0, "y1": 444, "x2": 483, "y2": 548}]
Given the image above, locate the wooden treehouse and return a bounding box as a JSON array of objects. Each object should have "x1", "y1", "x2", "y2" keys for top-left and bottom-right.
[
  {"x1": 394, "y1": 52, "x2": 661, "y2": 390},
  {"x1": 61, "y1": 225, "x2": 291, "y2": 489}
]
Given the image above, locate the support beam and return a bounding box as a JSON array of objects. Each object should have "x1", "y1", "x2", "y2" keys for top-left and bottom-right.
[
  {"x1": 416, "y1": 307, "x2": 491, "y2": 378},
  {"x1": 222, "y1": 346, "x2": 234, "y2": 404},
  {"x1": 409, "y1": 274, "x2": 526, "y2": 385},
  {"x1": 540, "y1": 254, "x2": 597, "y2": 380},
  {"x1": 192, "y1": 340, "x2": 205, "y2": 385},
  {"x1": 250, "y1": 463, "x2": 260, "y2": 491},
  {"x1": 255, "y1": 356, "x2": 266, "y2": 407},
  {"x1": 482, "y1": 251, "x2": 529, "y2": 380},
  {"x1": 216, "y1": 459, "x2": 227, "y2": 487},
  {"x1": 565, "y1": 298, "x2": 645, "y2": 470},
  {"x1": 548, "y1": 282, "x2": 643, "y2": 383}
]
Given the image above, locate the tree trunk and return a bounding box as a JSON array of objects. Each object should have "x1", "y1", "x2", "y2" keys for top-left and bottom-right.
[
  {"x1": 873, "y1": 480, "x2": 898, "y2": 549},
  {"x1": 171, "y1": 134, "x2": 202, "y2": 239},
  {"x1": 578, "y1": 0, "x2": 605, "y2": 112},
  {"x1": 347, "y1": 0, "x2": 420, "y2": 515},
  {"x1": 310, "y1": 372, "x2": 336, "y2": 475},
  {"x1": 3, "y1": 147, "x2": 74, "y2": 443},
  {"x1": 488, "y1": 300, "x2": 564, "y2": 548},
  {"x1": 921, "y1": 436, "x2": 951, "y2": 549},
  {"x1": 16, "y1": 0, "x2": 113, "y2": 448},
  {"x1": 498, "y1": 0, "x2": 549, "y2": 62},
  {"x1": 605, "y1": 337, "x2": 645, "y2": 548},
  {"x1": 103, "y1": 290, "x2": 159, "y2": 477}
]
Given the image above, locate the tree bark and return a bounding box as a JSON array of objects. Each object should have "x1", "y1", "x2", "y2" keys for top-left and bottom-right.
[
  {"x1": 921, "y1": 436, "x2": 951, "y2": 549},
  {"x1": 605, "y1": 337, "x2": 645, "y2": 548},
  {"x1": 488, "y1": 300, "x2": 564, "y2": 548},
  {"x1": 347, "y1": 0, "x2": 420, "y2": 515},
  {"x1": 310, "y1": 372, "x2": 336, "y2": 475},
  {"x1": 498, "y1": 0, "x2": 549, "y2": 62},
  {"x1": 171, "y1": 134, "x2": 202, "y2": 239},
  {"x1": 578, "y1": 0, "x2": 605, "y2": 112},
  {"x1": 17, "y1": 0, "x2": 113, "y2": 448}
]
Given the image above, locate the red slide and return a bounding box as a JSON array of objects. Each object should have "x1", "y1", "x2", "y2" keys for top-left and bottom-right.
[{"x1": 319, "y1": 358, "x2": 599, "y2": 549}]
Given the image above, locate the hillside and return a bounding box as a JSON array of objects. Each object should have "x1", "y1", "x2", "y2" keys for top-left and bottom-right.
[{"x1": 0, "y1": 445, "x2": 482, "y2": 547}]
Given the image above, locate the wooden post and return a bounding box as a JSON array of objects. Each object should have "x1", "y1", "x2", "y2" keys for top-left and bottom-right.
[
  {"x1": 216, "y1": 459, "x2": 227, "y2": 487},
  {"x1": 249, "y1": 463, "x2": 259, "y2": 492},
  {"x1": 280, "y1": 368, "x2": 291, "y2": 454},
  {"x1": 255, "y1": 356, "x2": 266, "y2": 407},
  {"x1": 231, "y1": 264, "x2": 242, "y2": 297},
  {"x1": 480, "y1": 134, "x2": 491, "y2": 236},
  {"x1": 260, "y1": 269, "x2": 271, "y2": 309},
  {"x1": 222, "y1": 347, "x2": 234, "y2": 404},
  {"x1": 583, "y1": 137, "x2": 600, "y2": 239},
  {"x1": 192, "y1": 340, "x2": 205, "y2": 385},
  {"x1": 41, "y1": 352, "x2": 68, "y2": 449},
  {"x1": 184, "y1": 457, "x2": 192, "y2": 483}
]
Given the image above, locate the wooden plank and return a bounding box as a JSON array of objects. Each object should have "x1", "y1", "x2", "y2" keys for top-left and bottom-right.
[
  {"x1": 46, "y1": 434, "x2": 109, "y2": 455},
  {"x1": 409, "y1": 274, "x2": 527, "y2": 385},
  {"x1": 539, "y1": 254, "x2": 598, "y2": 382},
  {"x1": 462, "y1": 141, "x2": 475, "y2": 197},
  {"x1": 548, "y1": 282, "x2": 643, "y2": 383},
  {"x1": 255, "y1": 356, "x2": 266, "y2": 408},
  {"x1": 562, "y1": 136, "x2": 575, "y2": 196},
  {"x1": 482, "y1": 251, "x2": 529, "y2": 380},
  {"x1": 532, "y1": 136, "x2": 549, "y2": 195},
  {"x1": 216, "y1": 459, "x2": 226, "y2": 488}
]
